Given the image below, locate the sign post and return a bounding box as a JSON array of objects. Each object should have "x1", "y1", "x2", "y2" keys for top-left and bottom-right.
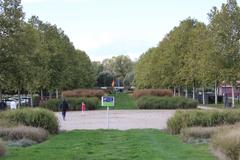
[{"x1": 101, "y1": 96, "x2": 115, "y2": 129}]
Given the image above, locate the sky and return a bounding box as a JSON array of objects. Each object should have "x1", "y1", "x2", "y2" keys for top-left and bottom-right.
[{"x1": 21, "y1": 0, "x2": 235, "y2": 62}]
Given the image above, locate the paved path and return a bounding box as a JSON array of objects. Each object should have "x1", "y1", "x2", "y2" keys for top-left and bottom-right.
[{"x1": 56, "y1": 110, "x2": 176, "y2": 131}]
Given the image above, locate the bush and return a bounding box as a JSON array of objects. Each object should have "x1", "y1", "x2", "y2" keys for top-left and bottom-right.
[
  {"x1": 8, "y1": 138, "x2": 37, "y2": 147},
  {"x1": 62, "y1": 89, "x2": 106, "y2": 98},
  {"x1": 136, "y1": 96, "x2": 198, "y2": 109},
  {"x1": 167, "y1": 110, "x2": 240, "y2": 134},
  {"x1": 0, "y1": 126, "x2": 48, "y2": 142},
  {"x1": 40, "y1": 97, "x2": 100, "y2": 111},
  {"x1": 0, "y1": 140, "x2": 5, "y2": 156},
  {"x1": 211, "y1": 127, "x2": 240, "y2": 160},
  {"x1": 133, "y1": 89, "x2": 173, "y2": 98},
  {"x1": 0, "y1": 108, "x2": 59, "y2": 134}
]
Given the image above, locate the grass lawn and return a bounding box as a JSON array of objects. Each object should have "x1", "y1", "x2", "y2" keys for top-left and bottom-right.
[
  {"x1": 111, "y1": 93, "x2": 137, "y2": 109},
  {"x1": 1, "y1": 130, "x2": 216, "y2": 160},
  {"x1": 207, "y1": 102, "x2": 240, "y2": 109}
]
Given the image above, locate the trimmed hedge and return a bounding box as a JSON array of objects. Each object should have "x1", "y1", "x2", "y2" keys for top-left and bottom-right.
[
  {"x1": 40, "y1": 97, "x2": 100, "y2": 111},
  {"x1": 0, "y1": 108, "x2": 59, "y2": 134},
  {"x1": 167, "y1": 110, "x2": 240, "y2": 134},
  {"x1": 136, "y1": 96, "x2": 198, "y2": 109},
  {"x1": 133, "y1": 89, "x2": 173, "y2": 98},
  {"x1": 62, "y1": 89, "x2": 106, "y2": 98}
]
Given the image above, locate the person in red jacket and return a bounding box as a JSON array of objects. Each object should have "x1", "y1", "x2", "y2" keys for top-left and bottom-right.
[{"x1": 81, "y1": 101, "x2": 86, "y2": 114}]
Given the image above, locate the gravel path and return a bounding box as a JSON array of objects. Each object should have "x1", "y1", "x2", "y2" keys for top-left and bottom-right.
[{"x1": 56, "y1": 110, "x2": 175, "y2": 131}]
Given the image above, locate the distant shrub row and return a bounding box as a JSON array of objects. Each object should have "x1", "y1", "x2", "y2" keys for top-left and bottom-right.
[
  {"x1": 62, "y1": 89, "x2": 106, "y2": 98},
  {"x1": 40, "y1": 97, "x2": 100, "y2": 111},
  {"x1": 0, "y1": 108, "x2": 59, "y2": 134},
  {"x1": 136, "y1": 96, "x2": 198, "y2": 109},
  {"x1": 167, "y1": 110, "x2": 240, "y2": 134},
  {"x1": 133, "y1": 89, "x2": 173, "y2": 98}
]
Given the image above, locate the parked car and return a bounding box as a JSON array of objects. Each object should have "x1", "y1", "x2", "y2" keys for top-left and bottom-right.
[{"x1": 3, "y1": 98, "x2": 18, "y2": 107}]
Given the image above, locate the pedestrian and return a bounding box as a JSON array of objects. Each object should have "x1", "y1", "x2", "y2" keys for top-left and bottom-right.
[
  {"x1": 60, "y1": 99, "x2": 69, "y2": 121},
  {"x1": 81, "y1": 101, "x2": 86, "y2": 114}
]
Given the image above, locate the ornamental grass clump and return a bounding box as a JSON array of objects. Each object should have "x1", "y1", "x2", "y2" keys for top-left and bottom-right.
[
  {"x1": 211, "y1": 127, "x2": 240, "y2": 160},
  {"x1": 0, "y1": 126, "x2": 48, "y2": 142}
]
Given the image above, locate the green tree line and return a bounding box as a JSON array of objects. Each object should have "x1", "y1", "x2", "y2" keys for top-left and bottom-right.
[
  {"x1": 135, "y1": 0, "x2": 240, "y2": 107},
  {"x1": 0, "y1": 0, "x2": 95, "y2": 105}
]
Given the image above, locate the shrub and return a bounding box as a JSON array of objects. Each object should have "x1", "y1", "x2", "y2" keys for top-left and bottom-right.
[
  {"x1": 62, "y1": 89, "x2": 106, "y2": 98},
  {"x1": 40, "y1": 97, "x2": 100, "y2": 111},
  {"x1": 0, "y1": 126, "x2": 48, "y2": 142},
  {"x1": 211, "y1": 127, "x2": 240, "y2": 160},
  {"x1": 167, "y1": 110, "x2": 240, "y2": 134},
  {"x1": 0, "y1": 108, "x2": 59, "y2": 134},
  {"x1": 133, "y1": 89, "x2": 173, "y2": 98},
  {"x1": 181, "y1": 127, "x2": 217, "y2": 141},
  {"x1": 0, "y1": 140, "x2": 5, "y2": 156},
  {"x1": 8, "y1": 138, "x2": 37, "y2": 147},
  {"x1": 136, "y1": 96, "x2": 198, "y2": 109}
]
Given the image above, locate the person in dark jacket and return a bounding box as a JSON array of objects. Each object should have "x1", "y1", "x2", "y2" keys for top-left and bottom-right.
[{"x1": 60, "y1": 99, "x2": 69, "y2": 121}]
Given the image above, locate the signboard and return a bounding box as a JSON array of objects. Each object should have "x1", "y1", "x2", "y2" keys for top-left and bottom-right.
[{"x1": 101, "y1": 96, "x2": 115, "y2": 107}]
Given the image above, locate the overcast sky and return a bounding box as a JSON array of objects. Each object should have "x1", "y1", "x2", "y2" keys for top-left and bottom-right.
[{"x1": 21, "y1": 0, "x2": 235, "y2": 61}]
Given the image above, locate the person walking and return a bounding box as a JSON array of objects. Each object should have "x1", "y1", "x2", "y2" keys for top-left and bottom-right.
[
  {"x1": 81, "y1": 101, "x2": 86, "y2": 114},
  {"x1": 60, "y1": 99, "x2": 69, "y2": 121}
]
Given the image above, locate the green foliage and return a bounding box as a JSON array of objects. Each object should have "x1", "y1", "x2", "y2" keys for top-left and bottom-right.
[
  {"x1": 2, "y1": 130, "x2": 215, "y2": 160},
  {"x1": 96, "y1": 71, "x2": 114, "y2": 87},
  {"x1": 0, "y1": 108, "x2": 59, "y2": 134},
  {"x1": 136, "y1": 96, "x2": 198, "y2": 109},
  {"x1": 167, "y1": 110, "x2": 240, "y2": 134},
  {"x1": 40, "y1": 97, "x2": 100, "y2": 111}
]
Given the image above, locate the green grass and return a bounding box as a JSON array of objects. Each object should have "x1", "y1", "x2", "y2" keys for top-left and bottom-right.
[
  {"x1": 1, "y1": 130, "x2": 216, "y2": 160},
  {"x1": 111, "y1": 93, "x2": 137, "y2": 109},
  {"x1": 207, "y1": 102, "x2": 240, "y2": 109}
]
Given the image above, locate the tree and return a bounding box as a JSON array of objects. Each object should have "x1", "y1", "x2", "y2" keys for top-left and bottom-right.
[
  {"x1": 209, "y1": 0, "x2": 240, "y2": 107},
  {"x1": 97, "y1": 71, "x2": 114, "y2": 87}
]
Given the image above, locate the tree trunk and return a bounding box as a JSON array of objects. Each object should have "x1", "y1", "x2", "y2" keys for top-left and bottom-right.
[
  {"x1": 202, "y1": 87, "x2": 205, "y2": 105},
  {"x1": 173, "y1": 87, "x2": 176, "y2": 96},
  {"x1": 0, "y1": 89, "x2": 2, "y2": 101},
  {"x1": 40, "y1": 90, "x2": 44, "y2": 101},
  {"x1": 232, "y1": 84, "x2": 235, "y2": 108},
  {"x1": 49, "y1": 90, "x2": 52, "y2": 99},
  {"x1": 178, "y1": 87, "x2": 181, "y2": 96},
  {"x1": 30, "y1": 92, "x2": 33, "y2": 107},
  {"x1": 18, "y1": 89, "x2": 21, "y2": 108},
  {"x1": 185, "y1": 87, "x2": 188, "y2": 98},
  {"x1": 56, "y1": 89, "x2": 59, "y2": 99},
  {"x1": 215, "y1": 80, "x2": 218, "y2": 105},
  {"x1": 192, "y1": 85, "x2": 195, "y2": 100}
]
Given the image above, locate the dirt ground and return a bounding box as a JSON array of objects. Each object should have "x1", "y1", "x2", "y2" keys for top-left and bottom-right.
[{"x1": 56, "y1": 110, "x2": 176, "y2": 131}]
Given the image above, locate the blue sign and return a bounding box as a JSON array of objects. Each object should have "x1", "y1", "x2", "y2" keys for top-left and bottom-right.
[{"x1": 102, "y1": 96, "x2": 115, "y2": 107}]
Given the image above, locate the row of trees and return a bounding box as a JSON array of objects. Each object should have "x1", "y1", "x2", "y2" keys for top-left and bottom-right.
[
  {"x1": 0, "y1": 0, "x2": 95, "y2": 105},
  {"x1": 135, "y1": 0, "x2": 240, "y2": 107},
  {"x1": 92, "y1": 55, "x2": 135, "y2": 87}
]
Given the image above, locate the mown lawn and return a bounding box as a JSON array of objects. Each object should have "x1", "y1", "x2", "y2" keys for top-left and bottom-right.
[
  {"x1": 1, "y1": 130, "x2": 216, "y2": 160},
  {"x1": 111, "y1": 93, "x2": 137, "y2": 109}
]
